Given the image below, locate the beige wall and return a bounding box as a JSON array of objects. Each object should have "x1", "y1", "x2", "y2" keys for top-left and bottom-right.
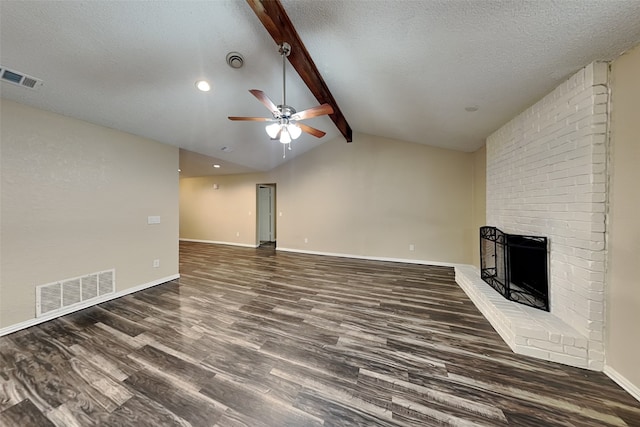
[
  {"x1": 180, "y1": 133, "x2": 476, "y2": 264},
  {"x1": 471, "y1": 146, "x2": 486, "y2": 268},
  {"x1": 0, "y1": 99, "x2": 179, "y2": 328},
  {"x1": 606, "y1": 44, "x2": 640, "y2": 390},
  {"x1": 180, "y1": 173, "x2": 266, "y2": 245}
]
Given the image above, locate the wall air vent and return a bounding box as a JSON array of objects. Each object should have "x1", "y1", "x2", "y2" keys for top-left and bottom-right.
[
  {"x1": 36, "y1": 269, "x2": 115, "y2": 317},
  {"x1": 0, "y1": 65, "x2": 43, "y2": 90}
]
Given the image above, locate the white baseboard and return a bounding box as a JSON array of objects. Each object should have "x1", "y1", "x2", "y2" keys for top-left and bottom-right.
[
  {"x1": 0, "y1": 274, "x2": 180, "y2": 337},
  {"x1": 179, "y1": 238, "x2": 258, "y2": 248},
  {"x1": 179, "y1": 240, "x2": 458, "y2": 267},
  {"x1": 604, "y1": 365, "x2": 640, "y2": 403},
  {"x1": 276, "y1": 247, "x2": 459, "y2": 268}
]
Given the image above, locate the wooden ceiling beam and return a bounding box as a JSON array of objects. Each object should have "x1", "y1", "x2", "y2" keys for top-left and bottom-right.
[{"x1": 246, "y1": 0, "x2": 353, "y2": 142}]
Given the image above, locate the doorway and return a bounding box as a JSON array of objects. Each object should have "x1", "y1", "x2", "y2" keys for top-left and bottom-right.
[{"x1": 257, "y1": 184, "x2": 276, "y2": 247}]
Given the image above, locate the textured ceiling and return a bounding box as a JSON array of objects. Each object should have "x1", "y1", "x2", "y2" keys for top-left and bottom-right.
[{"x1": 2, "y1": 1, "x2": 640, "y2": 176}]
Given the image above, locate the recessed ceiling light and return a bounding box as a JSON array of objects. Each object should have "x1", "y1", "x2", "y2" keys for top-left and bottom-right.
[
  {"x1": 213, "y1": 164, "x2": 221, "y2": 168},
  {"x1": 195, "y1": 80, "x2": 211, "y2": 92}
]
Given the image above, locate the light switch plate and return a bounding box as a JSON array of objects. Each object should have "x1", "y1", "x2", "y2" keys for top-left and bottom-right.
[{"x1": 147, "y1": 216, "x2": 161, "y2": 224}]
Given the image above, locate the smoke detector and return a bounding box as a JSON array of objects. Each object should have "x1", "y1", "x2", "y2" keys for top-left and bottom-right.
[{"x1": 226, "y1": 52, "x2": 244, "y2": 69}]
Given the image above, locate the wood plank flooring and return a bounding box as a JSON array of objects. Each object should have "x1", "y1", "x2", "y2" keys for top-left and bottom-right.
[{"x1": 1, "y1": 241, "x2": 639, "y2": 426}]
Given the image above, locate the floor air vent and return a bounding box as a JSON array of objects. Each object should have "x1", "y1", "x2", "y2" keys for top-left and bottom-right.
[
  {"x1": 0, "y1": 65, "x2": 43, "y2": 90},
  {"x1": 36, "y1": 269, "x2": 115, "y2": 317}
]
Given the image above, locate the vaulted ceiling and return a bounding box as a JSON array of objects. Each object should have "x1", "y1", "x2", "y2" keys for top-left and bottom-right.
[{"x1": 2, "y1": 1, "x2": 640, "y2": 176}]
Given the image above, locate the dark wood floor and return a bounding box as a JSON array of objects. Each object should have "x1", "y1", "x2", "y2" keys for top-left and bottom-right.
[{"x1": 1, "y1": 242, "x2": 639, "y2": 426}]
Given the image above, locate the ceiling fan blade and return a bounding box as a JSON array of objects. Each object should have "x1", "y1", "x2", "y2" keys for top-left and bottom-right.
[
  {"x1": 296, "y1": 123, "x2": 326, "y2": 138},
  {"x1": 228, "y1": 116, "x2": 272, "y2": 121},
  {"x1": 293, "y1": 104, "x2": 334, "y2": 120},
  {"x1": 249, "y1": 89, "x2": 279, "y2": 114}
]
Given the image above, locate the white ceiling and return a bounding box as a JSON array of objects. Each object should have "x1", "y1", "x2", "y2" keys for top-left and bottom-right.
[{"x1": 2, "y1": 1, "x2": 640, "y2": 176}]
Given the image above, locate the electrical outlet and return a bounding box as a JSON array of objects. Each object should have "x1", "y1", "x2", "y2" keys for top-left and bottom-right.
[
  {"x1": 304, "y1": 237, "x2": 308, "y2": 243},
  {"x1": 153, "y1": 259, "x2": 160, "y2": 268},
  {"x1": 236, "y1": 231, "x2": 240, "y2": 237},
  {"x1": 409, "y1": 244, "x2": 415, "y2": 251}
]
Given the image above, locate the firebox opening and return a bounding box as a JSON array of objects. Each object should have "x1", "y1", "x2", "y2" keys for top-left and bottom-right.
[{"x1": 480, "y1": 226, "x2": 549, "y2": 311}]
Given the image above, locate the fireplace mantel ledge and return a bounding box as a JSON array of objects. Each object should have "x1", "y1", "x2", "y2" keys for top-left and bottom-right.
[{"x1": 455, "y1": 265, "x2": 598, "y2": 371}]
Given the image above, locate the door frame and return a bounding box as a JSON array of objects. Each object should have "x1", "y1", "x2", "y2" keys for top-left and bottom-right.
[{"x1": 256, "y1": 183, "x2": 276, "y2": 246}]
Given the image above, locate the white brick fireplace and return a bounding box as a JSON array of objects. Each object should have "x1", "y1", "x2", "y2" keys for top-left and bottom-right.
[{"x1": 457, "y1": 62, "x2": 609, "y2": 370}]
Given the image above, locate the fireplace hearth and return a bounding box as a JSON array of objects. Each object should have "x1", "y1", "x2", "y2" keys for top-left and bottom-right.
[{"x1": 480, "y1": 226, "x2": 549, "y2": 311}]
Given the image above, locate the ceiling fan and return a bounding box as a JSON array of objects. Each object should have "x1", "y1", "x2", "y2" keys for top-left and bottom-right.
[{"x1": 228, "y1": 42, "x2": 334, "y2": 157}]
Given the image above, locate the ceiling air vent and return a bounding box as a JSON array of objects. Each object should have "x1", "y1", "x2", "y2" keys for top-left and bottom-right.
[
  {"x1": 0, "y1": 65, "x2": 43, "y2": 90},
  {"x1": 226, "y1": 52, "x2": 244, "y2": 69}
]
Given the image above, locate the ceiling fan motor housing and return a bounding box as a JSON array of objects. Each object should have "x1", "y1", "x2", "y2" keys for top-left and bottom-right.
[{"x1": 276, "y1": 105, "x2": 296, "y2": 119}]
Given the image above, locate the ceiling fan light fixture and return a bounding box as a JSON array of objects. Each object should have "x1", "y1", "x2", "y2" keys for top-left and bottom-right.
[
  {"x1": 280, "y1": 129, "x2": 292, "y2": 144},
  {"x1": 288, "y1": 123, "x2": 302, "y2": 140},
  {"x1": 266, "y1": 123, "x2": 281, "y2": 139}
]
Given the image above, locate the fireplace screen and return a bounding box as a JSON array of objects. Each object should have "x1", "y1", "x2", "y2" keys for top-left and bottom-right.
[{"x1": 480, "y1": 226, "x2": 549, "y2": 311}]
